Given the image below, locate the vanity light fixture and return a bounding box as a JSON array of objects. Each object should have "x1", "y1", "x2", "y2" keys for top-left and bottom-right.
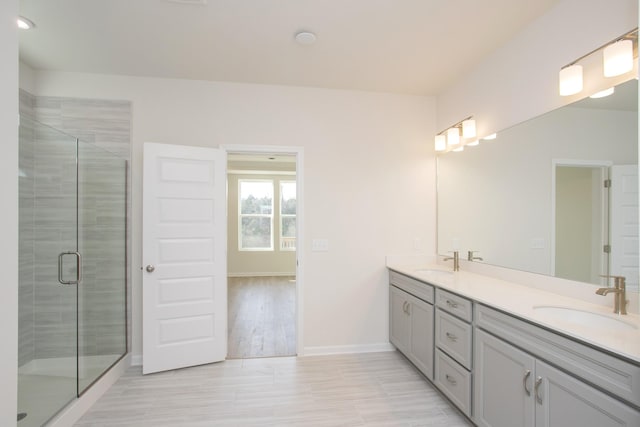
[
  {"x1": 559, "y1": 28, "x2": 637, "y2": 97},
  {"x1": 453, "y1": 146, "x2": 465, "y2": 152},
  {"x1": 447, "y1": 127, "x2": 460, "y2": 146},
  {"x1": 17, "y1": 16, "x2": 35, "y2": 30},
  {"x1": 482, "y1": 133, "x2": 497, "y2": 140},
  {"x1": 462, "y1": 119, "x2": 476, "y2": 138},
  {"x1": 589, "y1": 87, "x2": 615, "y2": 99},
  {"x1": 467, "y1": 139, "x2": 480, "y2": 146},
  {"x1": 603, "y1": 39, "x2": 633, "y2": 77},
  {"x1": 559, "y1": 64, "x2": 583, "y2": 96},
  {"x1": 434, "y1": 116, "x2": 477, "y2": 153},
  {"x1": 434, "y1": 134, "x2": 447, "y2": 152}
]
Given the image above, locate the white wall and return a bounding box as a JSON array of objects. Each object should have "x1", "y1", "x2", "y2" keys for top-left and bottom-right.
[
  {"x1": 1, "y1": 1, "x2": 19, "y2": 425},
  {"x1": 437, "y1": 0, "x2": 638, "y2": 137},
  {"x1": 31, "y1": 71, "x2": 436, "y2": 357}
]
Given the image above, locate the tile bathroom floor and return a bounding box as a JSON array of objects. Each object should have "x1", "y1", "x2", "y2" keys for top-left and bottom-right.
[{"x1": 74, "y1": 351, "x2": 472, "y2": 426}]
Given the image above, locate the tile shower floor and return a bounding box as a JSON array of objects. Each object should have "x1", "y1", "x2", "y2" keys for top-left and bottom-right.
[{"x1": 18, "y1": 373, "x2": 76, "y2": 427}]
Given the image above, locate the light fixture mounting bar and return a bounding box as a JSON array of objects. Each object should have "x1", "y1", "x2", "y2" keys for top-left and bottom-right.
[
  {"x1": 561, "y1": 27, "x2": 638, "y2": 69},
  {"x1": 436, "y1": 115, "x2": 474, "y2": 136}
]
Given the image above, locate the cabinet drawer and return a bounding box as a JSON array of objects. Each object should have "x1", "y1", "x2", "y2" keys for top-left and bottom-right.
[
  {"x1": 435, "y1": 349, "x2": 472, "y2": 417},
  {"x1": 389, "y1": 270, "x2": 434, "y2": 304},
  {"x1": 436, "y1": 288, "x2": 472, "y2": 322},
  {"x1": 476, "y1": 304, "x2": 640, "y2": 408},
  {"x1": 436, "y1": 308, "x2": 472, "y2": 370}
]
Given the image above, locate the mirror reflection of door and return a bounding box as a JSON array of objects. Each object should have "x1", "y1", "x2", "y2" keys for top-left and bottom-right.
[
  {"x1": 610, "y1": 165, "x2": 639, "y2": 291},
  {"x1": 555, "y1": 164, "x2": 609, "y2": 285}
]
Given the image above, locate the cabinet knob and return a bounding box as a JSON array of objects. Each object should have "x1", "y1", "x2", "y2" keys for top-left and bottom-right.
[
  {"x1": 445, "y1": 374, "x2": 457, "y2": 386},
  {"x1": 146, "y1": 264, "x2": 155, "y2": 273}
]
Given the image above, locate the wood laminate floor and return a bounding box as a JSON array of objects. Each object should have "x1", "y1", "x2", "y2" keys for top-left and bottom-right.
[
  {"x1": 73, "y1": 351, "x2": 473, "y2": 427},
  {"x1": 227, "y1": 276, "x2": 296, "y2": 359}
]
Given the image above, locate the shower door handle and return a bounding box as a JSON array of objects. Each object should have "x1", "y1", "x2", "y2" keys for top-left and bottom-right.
[{"x1": 58, "y1": 251, "x2": 82, "y2": 285}]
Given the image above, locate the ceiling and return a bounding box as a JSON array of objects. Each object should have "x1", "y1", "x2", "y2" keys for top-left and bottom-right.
[{"x1": 19, "y1": 0, "x2": 561, "y2": 96}]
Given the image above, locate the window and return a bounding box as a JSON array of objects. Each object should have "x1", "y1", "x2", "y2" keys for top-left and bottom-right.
[
  {"x1": 239, "y1": 180, "x2": 273, "y2": 250},
  {"x1": 280, "y1": 181, "x2": 296, "y2": 251}
]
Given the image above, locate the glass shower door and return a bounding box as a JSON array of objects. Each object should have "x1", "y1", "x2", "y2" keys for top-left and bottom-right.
[
  {"x1": 18, "y1": 117, "x2": 79, "y2": 426},
  {"x1": 77, "y1": 140, "x2": 127, "y2": 393}
]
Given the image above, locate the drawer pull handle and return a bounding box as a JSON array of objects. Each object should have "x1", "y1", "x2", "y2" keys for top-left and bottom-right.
[
  {"x1": 523, "y1": 370, "x2": 531, "y2": 396},
  {"x1": 534, "y1": 376, "x2": 543, "y2": 404},
  {"x1": 446, "y1": 300, "x2": 459, "y2": 309},
  {"x1": 445, "y1": 332, "x2": 458, "y2": 342},
  {"x1": 445, "y1": 374, "x2": 457, "y2": 386},
  {"x1": 402, "y1": 301, "x2": 410, "y2": 315}
]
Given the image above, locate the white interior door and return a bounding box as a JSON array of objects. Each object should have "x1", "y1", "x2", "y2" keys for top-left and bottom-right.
[
  {"x1": 142, "y1": 142, "x2": 227, "y2": 374},
  {"x1": 610, "y1": 165, "x2": 639, "y2": 290}
]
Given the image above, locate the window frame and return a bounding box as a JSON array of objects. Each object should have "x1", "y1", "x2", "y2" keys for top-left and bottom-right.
[
  {"x1": 279, "y1": 180, "x2": 297, "y2": 251},
  {"x1": 238, "y1": 179, "x2": 274, "y2": 251}
]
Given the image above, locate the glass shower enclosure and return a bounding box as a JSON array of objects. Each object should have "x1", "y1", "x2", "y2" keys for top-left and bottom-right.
[{"x1": 17, "y1": 116, "x2": 127, "y2": 427}]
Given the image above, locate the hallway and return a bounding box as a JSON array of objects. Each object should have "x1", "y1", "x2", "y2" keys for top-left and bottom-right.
[{"x1": 227, "y1": 276, "x2": 296, "y2": 359}]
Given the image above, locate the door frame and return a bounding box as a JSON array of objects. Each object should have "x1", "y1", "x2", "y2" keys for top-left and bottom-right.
[
  {"x1": 550, "y1": 159, "x2": 612, "y2": 282},
  {"x1": 222, "y1": 144, "x2": 305, "y2": 356}
]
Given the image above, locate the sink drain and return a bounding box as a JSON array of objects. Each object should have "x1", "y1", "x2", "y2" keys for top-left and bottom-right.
[{"x1": 17, "y1": 413, "x2": 27, "y2": 421}]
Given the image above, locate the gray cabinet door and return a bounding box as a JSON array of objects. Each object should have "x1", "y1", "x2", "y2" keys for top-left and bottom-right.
[
  {"x1": 408, "y1": 294, "x2": 434, "y2": 380},
  {"x1": 474, "y1": 329, "x2": 535, "y2": 427},
  {"x1": 535, "y1": 361, "x2": 640, "y2": 427},
  {"x1": 390, "y1": 286, "x2": 411, "y2": 354}
]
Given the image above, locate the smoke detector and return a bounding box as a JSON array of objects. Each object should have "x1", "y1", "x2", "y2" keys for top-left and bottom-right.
[{"x1": 295, "y1": 31, "x2": 317, "y2": 45}]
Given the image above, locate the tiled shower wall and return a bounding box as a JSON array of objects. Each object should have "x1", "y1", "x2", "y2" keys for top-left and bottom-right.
[{"x1": 18, "y1": 89, "x2": 131, "y2": 367}]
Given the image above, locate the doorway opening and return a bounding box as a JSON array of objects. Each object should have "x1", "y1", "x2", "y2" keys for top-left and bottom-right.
[
  {"x1": 552, "y1": 160, "x2": 611, "y2": 285},
  {"x1": 226, "y1": 152, "x2": 299, "y2": 359}
]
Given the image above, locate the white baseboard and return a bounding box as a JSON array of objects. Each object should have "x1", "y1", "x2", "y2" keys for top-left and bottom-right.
[
  {"x1": 227, "y1": 272, "x2": 296, "y2": 278},
  {"x1": 302, "y1": 342, "x2": 394, "y2": 357},
  {"x1": 47, "y1": 354, "x2": 131, "y2": 427}
]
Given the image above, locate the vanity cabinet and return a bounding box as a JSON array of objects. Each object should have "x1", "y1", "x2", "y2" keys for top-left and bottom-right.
[
  {"x1": 389, "y1": 271, "x2": 435, "y2": 380},
  {"x1": 434, "y1": 289, "x2": 474, "y2": 417},
  {"x1": 474, "y1": 306, "x2": 640, "y2": 427}
]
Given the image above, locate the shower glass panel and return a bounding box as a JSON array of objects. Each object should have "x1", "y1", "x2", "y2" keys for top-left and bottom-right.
[
  {"x1": 18, "y1": 117, "x2": 79, "y2": 427},
  {"x1": 18, "y1": 116, "x2": 127, "y2": 426},
  {"x1": 77, "y1": 140, "x2": 127, "y2": 393}
]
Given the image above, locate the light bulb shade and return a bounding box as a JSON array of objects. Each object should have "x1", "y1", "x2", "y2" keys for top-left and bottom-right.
[
  {"x1": 462, "y1": 119, "x2": 476, "y2": 138},
  {"x1": 603, "y1": 39, "x2": 633, "y2": 77},
  {"x1": 434, "y1": 135, "x2": 446, "y2": 151},
  {"x1": 590, "y1": 87, "x2": 615, "y2": 99},
  {"x1": 559, "y1": 65, "x2": 583, "y2": 96},
  {"x1": 447, "y1": 127, "x2": 460, "y2": 146}
]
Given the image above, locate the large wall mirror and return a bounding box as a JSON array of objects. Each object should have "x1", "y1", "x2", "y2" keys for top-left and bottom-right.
[{"x1": 437, "y1": 78, "x2": 638, "y2": 291}]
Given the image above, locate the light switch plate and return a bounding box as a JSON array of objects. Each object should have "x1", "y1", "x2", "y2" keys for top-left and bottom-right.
[{"x1": 312, "y1": 238, "x2": 329, "y2": 252}]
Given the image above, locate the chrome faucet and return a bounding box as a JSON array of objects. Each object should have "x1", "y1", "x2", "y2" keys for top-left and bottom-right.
[
  {"x1": 444, "y1": 251, "x2": 460, "y2": 272},
  {"x1": 467, "y1": 250, "x2": 483, "y2": 261},
  {"x1": 596, "y1": 275, "x2": 627, "y2": 315}
]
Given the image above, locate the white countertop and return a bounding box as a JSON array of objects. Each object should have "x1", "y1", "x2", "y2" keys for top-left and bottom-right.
[{"x1": 387, "y1": 262, "x2": 640, "y2": 364}]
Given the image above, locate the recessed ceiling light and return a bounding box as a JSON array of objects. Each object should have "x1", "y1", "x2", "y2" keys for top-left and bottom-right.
[
  {"x1": 295, "y1": 31, "x2": 317, "y2": 45},
  {"x1": 17, "y1": 16, "x2": 35, "y2": 30}
]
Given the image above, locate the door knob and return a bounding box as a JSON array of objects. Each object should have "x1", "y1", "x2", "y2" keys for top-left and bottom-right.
[{"x1": 146, "y1": 264, "x2": 155, "y2": 273}]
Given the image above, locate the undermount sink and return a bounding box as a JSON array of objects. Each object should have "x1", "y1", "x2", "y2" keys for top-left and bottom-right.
[
  {"x1": 413, "y1": 269, "x2": 454, "y2": 277},
  {"x1": 533, "y1": 306, "x2": 638, "y2": 330}
]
